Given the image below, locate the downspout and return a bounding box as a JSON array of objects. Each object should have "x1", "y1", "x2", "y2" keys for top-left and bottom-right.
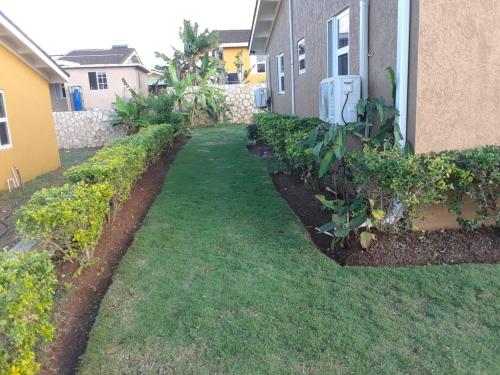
[
  {"x1": 396, "y1": 0, "x2": 410, "y2": 148},
  {"x1": 288, "y1": 0, "x2": 296, "y2": 115},
  {"x1": 359, "y1": 0, "x2": 369, "y2": 99}
]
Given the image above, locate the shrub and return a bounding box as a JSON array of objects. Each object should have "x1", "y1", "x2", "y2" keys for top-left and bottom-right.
[
  {"x1": 254, "y1": 113, "x2": 321, "y2": 175},
  {"x1": 0, "y1": 250, "x2": 56, "y2": 375},
  {"x1": 17, "y1": 182, "x2": 114, "y2": 262},
  {"x1": 441, "y1": 145, "x2": 500, "y2": 229},
  {"x1": 347, "y1": 147, "x2": 456, "y2": 230},
  {"x1": 246, "y1": 124, "x2": 261, "y2": 144},
  {"x1": 65, "y1": 145, "x2": 146, "y2": 205},
  {"x1": 66, "y1": 125, "x2": 175, "y2": 205}
]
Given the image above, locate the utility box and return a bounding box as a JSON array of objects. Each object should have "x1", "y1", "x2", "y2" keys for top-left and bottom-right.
[
  {"x1": 254, "y1": 87, "x2": 269, "y2": 109},
  {"x1": 319, "y1": 76, "x2": 361, "y2": 125}
]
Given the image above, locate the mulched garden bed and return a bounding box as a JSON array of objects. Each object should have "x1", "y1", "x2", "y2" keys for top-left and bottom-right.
[
  {"x1": 271, "y1": 171, "x2": 500, "y2": 267},
  {"x1": 40, "y1": 135, "x2": 189, "y2": 375}
]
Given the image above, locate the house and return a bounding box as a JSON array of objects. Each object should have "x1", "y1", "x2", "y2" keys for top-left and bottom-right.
[
  {"x1": 250, "y1": 0, "x2": 500, "y2": 154},
  {"x1": 148, "y1": 70, "x2": 168, "y2": 94},
  {"x1": 215, "y1": 30, "x2": 267, "y2": 84},
  {"x1": 0, "y1": 11, "x2": 67, "y2": 191},
  {"x1": 53, "y1": 45, "x2": 150, "y2": 111}
]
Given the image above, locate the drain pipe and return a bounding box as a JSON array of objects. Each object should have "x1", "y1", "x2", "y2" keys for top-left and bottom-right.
[
  {"x1": 288, "y1": 0, "x2": 296, "y2": 115},
  {"x1": 359, "y1": 0, "x2": 369, "y2": 99},
  {"x1": 396, "y1": 0, "x2": 410, "y2": 148}
]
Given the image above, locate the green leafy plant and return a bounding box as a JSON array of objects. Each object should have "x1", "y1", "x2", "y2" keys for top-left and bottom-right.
[
  {"x1": 0, "y1": 250, "x2": 57, "y2": 375},
  {"x1": 109, "y1": 79, "x2": 149, "y2": 134},
  {"x1": 441, "y1": 146, "x2": 500, "y2": 229},
  {"x1": 17, "y1": 182, "x2": 114, "y2": 263}
]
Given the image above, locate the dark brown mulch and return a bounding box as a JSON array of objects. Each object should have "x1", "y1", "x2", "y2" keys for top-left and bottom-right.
[
  {"x1": 247, "y1": 144, "x2": 275, "y2": 159},
  {"x1": 39, "y1": 136, "x2": 189, "y2": 375},
  {"x1": 271, "y1": 171, "x2": 500, "y2": 267}
]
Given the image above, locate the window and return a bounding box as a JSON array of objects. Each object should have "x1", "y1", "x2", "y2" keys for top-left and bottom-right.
[
  {"x1": 328, "y1": 9, "x2": 350, "y2": 77},
  {"x1": 0, "y1": 91, "x2": 12, "y2": 149},
  {"x1": 53, "y1": 83, "x2": 66, "y2": 99},
  {"x1": 297, "y1": 38, "x2": 306, "y2": 75},
  {"x1": 88, "y1": 72, "x2": 108, "y2": 90},
  {"x1": 251, "y1": 55, "x2": 267, "y2": 74},
  {"x1": 277, "y1": 53, "x2": 285, "y2": 94}
]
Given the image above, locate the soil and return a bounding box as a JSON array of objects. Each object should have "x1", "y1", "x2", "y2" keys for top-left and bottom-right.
[
  {"x1": 271, "y1": 171, "x2": 500, "y2": 267},
  {"x1": 40, "y1": 135, "x2": 189, "y2": 375},
  {"x1": 247, "y1": 144, "x2": 275, "y2": 159}
]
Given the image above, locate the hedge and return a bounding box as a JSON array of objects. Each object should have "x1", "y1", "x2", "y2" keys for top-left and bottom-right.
[
  {"x1": 16, "y1": 182, "x2": 114, "y2": 262},
  {"x1": 253, "y1": 113, "x2": 321, "y2": 177},
  {"x1": 0, "y1": 251, "x2": 56, "y2": 375},
  {"x1": 17, "y1": 124, "x2": 176, "y2": 264},
  {"x1": 65, "y1": 124, "x2": 175, "y2": 205},
  {"x1": 253, "y1": 112, "x2": 500, "y2": 230}
]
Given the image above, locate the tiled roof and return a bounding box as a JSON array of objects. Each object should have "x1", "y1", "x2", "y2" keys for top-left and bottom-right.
[
  {"x1": 60, "y1": 47, "x2": 136, "y2": 65},
  {"x1": 217, "y1": 30, "x2": 251, "y2": 45}
]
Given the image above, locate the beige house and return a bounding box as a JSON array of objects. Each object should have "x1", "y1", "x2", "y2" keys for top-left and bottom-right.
[
  {"x1": 250, "y1": 0, "x2": 500, "y2": 154},
  {"x1": 51, "y1": 45, "x2": 150, "y2": 111}
]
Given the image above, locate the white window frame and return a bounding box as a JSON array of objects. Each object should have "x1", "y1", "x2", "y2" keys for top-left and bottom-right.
[
  {"x1": 297, "y1": 38, "x2": 306, "y2": 75},
  {"x1": 251, "y1": 55, "x2": 266, "y2": 74},
  {"x1": 277, "y1": 53, "x2": 285, "y2": 95},
  {"x1": 97, "y1": 72, "x2": 108, "y2": 90},
  {"x1": 0, "y1": 90, "x2": 13, "y2": 150},
  {"x1": 328, "y1": 8, "x2": 350, "y2": 77},
  {"x1": 54, "y1": 83, "x2": 67, "y2": 99}
]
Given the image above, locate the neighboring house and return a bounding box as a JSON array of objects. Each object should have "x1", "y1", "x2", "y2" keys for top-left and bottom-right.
[
  {"x1": 250, "y1": 0, "x2": 500, "y2": 153},
  {"x1": 215, "y1": 29, "x2": 266, "y2": 84},
  {"x1": 53, "y1": 45, "x2": 150, "y2": 111},
  {"x1": 0, "y1": 11, "x2": 67, "y2": 191},
  {"x1": 148, "y1": 70, "x2": 168, "y2": 94}
]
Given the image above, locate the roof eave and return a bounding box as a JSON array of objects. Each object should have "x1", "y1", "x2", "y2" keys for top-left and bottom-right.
[
  {"x1": 249, "y1": 0, "x2": 282, "y2": 55},
  {"x1": 61, "y1": 63, "x2": 151, "y2": 73},
  {"x1": 0, "y1": 11, "x2": 69, "y2": 83}
]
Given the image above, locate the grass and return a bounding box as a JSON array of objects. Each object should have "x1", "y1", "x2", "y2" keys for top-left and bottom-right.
[
  {"x1": 0, "y1": 148, "x2": 99, "y2": 249},
  {"x1": 80, "y1": 127, "x2": 499, "y2": 374}
]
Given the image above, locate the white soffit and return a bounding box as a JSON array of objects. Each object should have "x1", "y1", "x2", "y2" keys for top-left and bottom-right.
[{"x1": 249, "y1": 0, "x2": 282, "y2": 54}]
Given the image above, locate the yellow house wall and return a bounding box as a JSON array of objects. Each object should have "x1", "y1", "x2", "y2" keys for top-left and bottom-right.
[
  {"x1": 222, "y1": 47, "x2": 266, "y2": 84},
  {"x1": 0, "y1": 43, "x2": 61, "y2": 190}
]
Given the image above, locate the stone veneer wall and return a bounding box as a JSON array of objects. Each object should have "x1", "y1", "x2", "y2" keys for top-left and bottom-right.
[
  {"x1": 53, "y1": 109, "x2": 126, "y2": 149},
  {"x1": 212, "y1": 83, "x2": 266, "y2": 124}
]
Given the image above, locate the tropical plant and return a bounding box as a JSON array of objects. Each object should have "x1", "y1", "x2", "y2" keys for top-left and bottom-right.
[
  {"x1": 109, "y1": 79, "x2": 149, "y2": 134},
  {"x1": 234, "y1": 51, "x2": 253, "y2": 83}
]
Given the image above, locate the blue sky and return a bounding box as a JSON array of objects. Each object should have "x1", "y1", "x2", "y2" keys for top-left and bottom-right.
[{"x1": 1, "y1": 0, "x2": 257, "y2": 68}]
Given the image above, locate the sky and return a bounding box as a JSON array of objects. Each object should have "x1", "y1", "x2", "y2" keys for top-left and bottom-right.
[{"x1": 1, "y1": 0, "x2": 257, "y2": 68}]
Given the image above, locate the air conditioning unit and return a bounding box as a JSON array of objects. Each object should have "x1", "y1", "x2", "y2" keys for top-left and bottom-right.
[
  {"x1": 319, "y1": 76, "x2": 361, "y2": 125},
  {"x1": 254, "y1": 87, "x2": 269, "y2": 109}
]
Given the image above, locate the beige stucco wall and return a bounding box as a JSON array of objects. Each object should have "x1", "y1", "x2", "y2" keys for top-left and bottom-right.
[
  {"x1": 413, "y1": 0, "x2": 500, "y2": 153},
  {"x1": 64, "y1": 66, "x2": 149, "y2": 110}
]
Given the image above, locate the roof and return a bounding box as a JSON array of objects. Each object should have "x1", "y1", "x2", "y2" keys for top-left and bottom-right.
[
  {"x1": 217, "y1": 30, "x2": 251, "y2": 46},
  {"x1": 60, "y1": 47, "x2": 138, "y2": 65},
  {"x1": 0, "y1": 11, "x2": 68, "y2": 83},
  {"x1": 249, "y1": 0, "x2": 282, "y2": 54}
]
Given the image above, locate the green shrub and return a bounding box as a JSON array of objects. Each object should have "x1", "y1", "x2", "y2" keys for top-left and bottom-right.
[
  {"x1": 347, "y1": 147, "x2": 455, "y2": 230},
  {"x1": 246, "y1": 124, "x2": 261, "y2": 144},
  {"x1": 66, "y1": 125, "x2": 175, "y2": 205},
  {"x1": 65, "y1": 145, "x2": 146, "y2": 205},
  {"x1": 113, "y1": 124, "x2": 175, "y2": 163},
  {"x1": 145, "y1": 92, "x2": 178, "y2": 126},
  {"x1": 254, "y1": 113, "x2": 321, "y2": 175},
  {"x1": 17, "y1": 183, "x2": 114, "y2": 262},
  {"x1": 0, "y1": 250, "x2": 56, "y2": 375},
  {"x1": 441, "y1": 145, "x2": 500, "y2": 229}
]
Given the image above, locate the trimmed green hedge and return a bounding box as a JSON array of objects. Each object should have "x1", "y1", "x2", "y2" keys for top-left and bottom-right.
[
  {"x1": 253, "y1": 113, "x2": 321, "y2": 177},
  {"x1": 253, "y1": 112, "x2": 500, "y2": 230},
  {"x1": 17, "y1": 124, "x2": 176, "y2": 263},
  {"x1": 0, "y1": 251, "x2": 56, "y2": 375},
  {"x1": 65, "y1": 124, "x2": 175, "y2": 205}
]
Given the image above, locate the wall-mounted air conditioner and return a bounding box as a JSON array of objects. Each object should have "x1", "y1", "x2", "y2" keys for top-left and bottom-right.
[
  {"x1": 254, "y1": 87, "x2": 269, "y2": 109},
  {"x1": 319, "y1": 76, "x2": 361, "y2": 125}
]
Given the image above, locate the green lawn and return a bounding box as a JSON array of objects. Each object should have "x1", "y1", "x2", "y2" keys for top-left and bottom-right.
[
  {"x1": 80, "y1": 127, "x2": 499, "y2": 375},
  {"x1": 0, "y1": 148, "x2": 98, "y2": 249}
]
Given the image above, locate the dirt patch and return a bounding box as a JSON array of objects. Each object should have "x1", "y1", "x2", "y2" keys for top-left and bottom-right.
[
  {"x1": 40, "y1": 136, "x2": 189, "y2": 375},
  {"x1": 271, "y1": 171, "x2": 500, "y2": 267},
  {"x1": 247, "y1": 144, "x2": 275, "y2": 159}
]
